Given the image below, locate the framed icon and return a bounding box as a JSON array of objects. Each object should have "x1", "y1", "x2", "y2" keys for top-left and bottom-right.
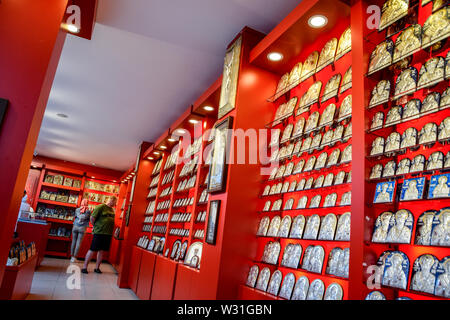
[{"x1": 206, "y1": 200, "x2": 221, "y2": 245}]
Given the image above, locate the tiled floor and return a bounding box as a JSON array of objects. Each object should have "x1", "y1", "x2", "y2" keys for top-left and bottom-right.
[{"x1": 26, "y1": 257, "x2": 138, "y2": 300}]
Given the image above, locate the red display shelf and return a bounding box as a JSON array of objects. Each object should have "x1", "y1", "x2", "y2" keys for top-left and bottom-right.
[
  {"x1": 84, "y1": 188, "x2": 119, "y2": 196},
  {"x1": 45, "y1": 217, "x2": 74, "y2": 225},
  {"x1": 37, "y1": 199, "x2": 77, "y2": 208},
  {"x1": 48, "y1": 235, "x2": 71, "y2": 242},
  {"x1": 0, "y1": 255, "x2": 38, "y2": 300},
  {"x1": 41, "y1": 182, "x2": 81, "y2": 192},
  {"x1": 44, "y1": 250, "x2": 68, "y2": 258}
]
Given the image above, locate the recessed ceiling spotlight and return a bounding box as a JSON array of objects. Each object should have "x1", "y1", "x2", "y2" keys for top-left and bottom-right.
[
  {"x1": 175, "y1": 128, "x2": 187, "y2": 135},
  {"x1": 308, "y1": 15, "x2": 328, "y2": 28},
  {"x1": 168, "y1": 138, "x2": 176, "y2": 142},
  {"x1": 67, "y1": 24, "x2": 80, "y2": 33},
  {"x1": 160, "y1": 146, "x2": 167, "y2": 150},
  {"x1": 92, "y1": 176, "x2": 96, "y2": 179},
  {"x1": 189, "y1": 119, "x2": 199, "y2": 124},
  {"x1": 154, "y1": 151, "x2": 160, "y2": 155},
  {"x1": 92, "y1": 163, "x2": 96, "y2": 166},
  {"x1": 203, "y1": 106, "x2": 214, "y2": 111},
  {"x1": 147, "y1": 157, "x2": 154, "y2": 160},
  {"x1": 56, "y1": 113, "x2": 68, "y2": 118},
  {"x1": 32, "y1": 165, "x2": 38, "y2": 168},
  {"x1": 267, "y1": 52, "x2": 284, "y2": 62}
]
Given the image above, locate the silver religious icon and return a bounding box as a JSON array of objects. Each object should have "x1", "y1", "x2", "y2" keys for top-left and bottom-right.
[
  {"x1": 289, "y1": 244, "x2": 302, "y2": 269},
  {"x1": 378, "y1": 0, "x2": 410, "y2": 31},
  {"x1": 446, "y1": 151, "x2": 450, "y2": 168},
  {"x1": 373, "y1": 181, "x2": 396, "y2": 204},
  {"x1": 334, "y1": 171, "x2": 346, "y2": 185},
  {"x1": 338, "y1": 95, "x2": 352, "y2": 121},
  {"x1": 246, "y1": 265, "x2": 259, "y2": 288},
  {"x1": 269, "y1": 129, "x2": 281, "y2": 148},
  {"x1": 411, "y1": 154, "x2": 426, "y2": 173},
  {"x1": 301, "y1": 51, "x2": 319, "y2": 81},
  {"x1": 298, "y1": 81, "x2": 323, "y2": 111},
  {"x1": 262, "y1": 201, "x2": 271, "y2": 212},
  {"x1": 309, "y1": 246, "x2": 325, "y2": 274},
  {"x1": 299, "y1": 138, "x2": 311, "y2": 154},
  {"x1": 371, "y1": 112, "x2": 385, "y2": 130},
  {"x1": 267, "y1": 270, "x2": 283, "y2": 296},
  {"x1": 255, "y1": 267, "x2": 271, "y2": 291},
  {"x1": 296, "y1": 179, "x2": 306, "y2": 191},
  {"x1": 370, "y1": 137, "x2": 385, "y2": 156},
  {"x1": 288, "y1": 62, "x2": 303, "y2": 88},
  {"x1": 324, "y1": 173, "x2": 335, "y2": 187},
  {"x1": 269, "y1": 242, "x2": 281, "y2": 265},
  {"x1": 341, "y1": 144, "x2": 352, "y2": 163},
  {"x1": 292, "y1": 117, "x2": 306, "y2": 138},
  {"x1": 326, "y1": 248, "x2": 344, "y2": 276},
  {"x1": 335, "y1": 212, "x2": 351, "y2": 241},
  {"x1": 365, "y1": 291, "x2": 386, "y2": 300},
  {"x1": 322, "y1": 74, "x2": 342, "y2": 103},
  {"x1": 279, "y1": 273, "x2": 296, "y2": 300},
  {"x1": 268, "y1": 167, "x2": 278, "y2": 181},
  {"x1": 281, "y1": 181, "x2": 290, "y2": 194},
  {"x1": 257, "y1": 216, "x2": 270, "y2": 236},
  {"x1": 309, "y1": 195, "x2": 322, "y2": 209},
  {"x1": 319, "y1": 104, "x2": 336, "y2": 127},
  {"x1": 368, "y1": 40, "x2": 394, "y2": 74},
  {"x1": 441, "y1": 87, "x2": 450, "y2": 108},
  {"x1": 410, "y1": 254, "x2": 439, "y2": 295},
  {"x1": 310, "y1": 133, "x2": 322, "y2": 151},
  {"x1": 283, "y1": 198, "x2": 295, "y2": 211},
  {"x1": 269, "y1": 148, "x2": 279, "y2": 163},
  {"x1": 393, "y1": 67, "x2": 418, "y2": 100},
  {"x1": 327, "y1": 148, "x2": 341, "y2": 167},
  {"x1": 306, "y1": 279, "x2": 325, "y2": 300},
  {"x1": 396, "y1": 158, "x2": 411, "y2": 175},
  {"x1": 439, "y1": 116, "x2": 450, "y2": 140},
  {"x1": 401, "y1": 127, "x2": 418, "y2": 149},
  {"x1": 275, "y1": 165, "x2": 286, "y2": 179},
  {"x1": 301, "y1": 245, "x2": 313, "y2": 270},
  {"x1": 339, "y1": 247, "x2": 350, "y2": 278},
  {"x1": 317, "y1": 38, "x2": 338, "y2": 72},
  {"x1": 393, "y1": 24, "x2": 422, "y2": 62},
  {"x1": 262, "y1": 185, "x2": 271, "y2": 196},
  {"x1": 385, "y1": 105, "x2": 403, "y2": 127},
  {"x1": 321, "y1": 129, "x2": 334, "y2": 147},
  {"x1": 261, "y1": 242, "x2": 273, "y2": 263},
  {"x1": 292, "y1": 140, "x2": 302, "y2": 155},
  {"x1": 293, "y1": 159, "x2": 305, "y2": 175},
  {"x1": 267, "y1": 216, "x2": 281, "y2": 237},
  {"x1": 281, "y1": 244, "x2": 294, "y2": 267},
  {"x1": 332, "y1": 125, "x2": 345, "y2": 142},
  {"x1": 431, "y1": 207, "x2": 450, "y2": 246},
  {"x1": 382, "y1": 251, "x2": 410, "y2": 290},
  {"x1": 275, "y1": 183, "x2": 283, "y2": 194},
  {"x1": 369, "y1": 80, "x2": 391, "y2": 108},
  {"x1": 421, "y1": 92, "x2": 441, "y2": 114},
  {"x1": 387, "y1": 209, "x2": 414, "y2": 243},
  {"x1": 447, "y1": 51, "x2": 450, "y2": 79},
  {"x1": 280, "y1": 124, "x2": 294, "y2": 143},
  {"x1": 323, "y1": 193, "x2": 338, "y2": 208},
  {"x1": 305, "y1": 111, "x2": 320, "y2": 133},
  {"x1": 340, "y1": 191, "x2": 352, "y2": 206},
  {"x1": 290, "y1": 215, "x2": 306, "y2": 239},
  {"x1": 422, "y1": 7, "x2": 450, "y2": 48},
  {"x1": 324, "y1": 283, "x2": 344, "y2": 301},
  {"x1": 427, "y1": 151, "x2": 444, "y2": 170},
  {"x1": 296, "y1": 196, "x2": 308, "y2": 209},
  {"x1": 419, "y1": 122, "x2": 438, "y2": 145},
  {"x1": 312, "y1": 176, "x2": 323, "y2": 190},
  {"x1": 340, "y1": 66, "x2": 352, "y2": 93},
  {"x1": 273, "y1": 103, "x2": 286, "y2": 124},
  {"x1": 276, "y1": 73, "x2": 290, "y2": 96},
  {"x1": 288, "y1": 181, "x2": 297, "y2": 192},
  {"x1": 303, "y1": 214, "x2": 321, "y2": 240},
  {"x1": 336, "y1": 27, "x2": 352, "y2": 60},
  {"x1": 318, "y1": 213, "x2": 338, "y2": 240},
  {"x1": 417, "y1": 56, "x2": 445, "y2": 90},
  {"x1": 304, "y1": 177, "x2": 314, "y2": 190},
  {"x1": 272, "y1": 199, "x2": 283, "y2": 212},
  {"x1": 278, "y1": 216, "x2": 292, "y2": 238},
  {"x1": 304, "y1": 156, "x2": 316, "y2": 172},
  {"x1": 383, "y1": 160, "x2": 397, "y2": 178},
  {"x1": 315, "y1": 152, "x2": 328, "y2": 171},
  {"x1": 370, "y1": 164, "x2": 383, "y2": 179},
  {"x1": 286, "y1": 97, "x2": 298, "y2": 115},
  {"x1": 291, "y1": 276, "x2": 309, "y2": 300},
  {"x1": 284, "y1": 161, "x2": 294, "y2": 177},
  {"x1": 385, "y1": 132, "x2": 401, "y2": 153},
  {"x1": 434, "y1": 256, "x2": 450, "y2": 298},
  {"x1": 403, "y1": 99, "x2": 421, "y2": 120}
]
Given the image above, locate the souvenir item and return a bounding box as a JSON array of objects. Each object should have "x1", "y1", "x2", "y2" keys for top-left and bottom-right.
[
  {"x1": 340, "y1": 66, "x2": 352, "y2": 93},
  {"x1": 369, "y1": 80, "x2": 391, "y2": 108},
  {"x1": 303, "y1": 214, "x2": 321, "y2": 240},
  {"x1": 298, "y1": 81, "x2": 322, "y2": 111},
  {"x1": 321, "y1": 130, "x2": 334, "y2": 147},
  {"x1": 44, "y1": 175, "x2": 54, "y2": 184},
  {"x1": 304, "y1": 111, "x2": 320, "y2": 133},
  {"x1": 288, "y1": 62, "x2": 303, "y2": 87},
  {"x1": 246, "y1": 265, "x2": 259, "y2": 288},
  {"x1": 262, "y1": 201, "x2": 271, "y2": 212},
  {"x1": 326, "y1": 248, "x2": 344, "y2": 277},
  {"x1": 430, "y1": 208, "x2": 450, "y2": 246},
  {"x1": 292, "y1": 140, "x2": 302, "y2": 155},
  {"x1": 284, "y1": 162, "x2": 294, "y2": 177},
  {"x1": 422, "y1": 7, "x2": 450, "y2": 49},
  {"x1": 410, "y1": 154, "x2": 426, "y2": 173},
  {"x1": 282, "y1": 244, "x2": 302, "y2": 269},
  {"x1": 323, "y1": 193, "x2": 337, "y2": 208},
  {"x1": 419, "y1": 122, "x2": 438, "y2": 144},
  {"x1": 383, "y1": 161, "x2": 396, "y2": 178},
  {"x1": 280, "y1": 182, "x2": 289, "y2": 194},
  {"x1": 385, "y1": 106, "x2": 402, "y2": 126},
  {"x1": 434, "y1": 256, "x2": 450, "y2": 298},
  {"x1": 257, "y1": 217, "x2": 270, "y2": 236},
  {"x1": 393, "y1": 24, "x2": 422, "y2": 62},
  {"x1": 422, "y1": 92, "x2": 440, "y2": 113},
  {"x1": 324, "y1": 283, "x2": 343, "y2": 300},
  {"x1": 324, "y1": 173, "x2": 335, "y2": 187},
  {"x1": 341, "y1": 145, "x2": 352, "y2": 163},
  {"x1": 300, "y1": 137, "x2": 312, "y2": 153},
  {"x1": 341, "y1": 191, "x2": 351, "y2": 206},
  {"x1": 322, "y1": 74, "x2": 341, "y2": 103},
  {"x1": 53, "y1": 175, "x2": 64, "y2": 185},
  {"x1": 290, "y1": 215, "x2": 306, "y2": 239},
  {"x1": 310, "y1": 133, "x2": 322, "y2": 150},
  {"x1": 400, "y1": 177, "x2": 425, "y2": 202},
  {"x1": 397, "y1": 158, "x2": 411, "y2": 175},
  {"x1": 63, "y1": 177, "x2": 73, "y2": 187},
  {"x1": 401, "y1": 127, "x2": 418, "y2": 149},
  {"x1": 307, "y1": 279, "x2": 325, "y2": 300},
  {"x1": 314, "y1": 175, "x2": 325, "y2": 189},
  {"x1": 385, "y1": 132, "x2": 401, "y2": 152},
  {"x1": 344, "y1": 123, "x2": 352, "y2": 140},
  {"x1": 255, "y1": 267, "x2": 271, "y2": 291},
  {"x1": 267, "y1": 270, "x2": 283, "y2": 296},
  {"x1": 394, "y1": 67, "x2": 418, "y2": 100},
  {"x1": 269, "y1": 129, "x2": 280, "y2": 147},
  {"x1": 317, "y1": 38, "x2": 337, "y2": 71},
  {"x1": 275, "y1": 183, "x2": 283, "y2": 194},
  {"x1": 315, "y1": 152, "x2": 328, "y2": 171},
  {"x1": 279, "y1": 273, "x2": 296, "y2": 300},
  {"x1": 365, "y1": 291, "x2": 386, "y2": 300},
  {"x1": 336, "y1": 27, "x2": 351, "y2": 60},
  {"x1": 291, "y1": 276, "x2": 309, "y2": 300},
  {"x1": 218, "y1": 37, "x2": 241, "y2": 118},
  {"x1": 388, "y1": 209, "x2": 414, "y2": 243},
  {"x1": 418, "y1": 56, "x2": 445, "y2": 90},
  {"x1": 319, "y1": 104, "x2": 336, "y2": 127},
  {"x1": 275, "y1": 166, "x2": 286, "y2": 179},
  {"x1": 276, "y1": 73, "x2": 290, "y2": 96},
  {"x1": 441, "y1": 87, "x2": 450, "y2": 107},
  {"x1": 327, "y1": 148, "x2": 341, "y2": 166},
  {"x1": 428, "y1": 151, "x2": 444, "y2": 170},
  {"x1": 262, "y1": 185, "x2": 271, "y2": 196},
  {"x1": 374, "y1": 181, "x2": 396, "y2": 203},
  {"x1": 446, "y1": 152, "x2": 450, "y2": 168},
  {"x1": 309, "y1": 195, "x2": 321, "y2": 209},
  {"x1": 410, "y1": 254, "x2": 439, "y2": 294},
  {"x1": 318, "y1": 213, "x2": 337, "y2": 240},
  {"x1": 293, "y1": 160, "x2": 305, "y2": 174},
  {"x1": 370, "y1": 137, "x2": 385, "y2": 156},
  {"x1": 439, "y1": 117, "x2": 450, "y2": 140},
  {"x1": 403, "y1": 99, "x2": 421, "y2": 119},
  {"x1": 304, "y1": 156, "x2": 316, "y2": 172},
  {"x1": 335, "y1": 212, "x2": 351, "y2": 241},
  {"x1": 297, "y1": 196, "x2": 308, "y2": 209},
  {"x1": 300, "y1": 51, "x2": 319, "y2": 81},
  {"x1": 292, "y1": 118, "x2": 306, "y2": 138},
  {"x1": 370, "y1": 164, "x2": 383, "y2": 179},
  {"x1": 382, "y1": 251, "x2": 410, "y2": 289},
  {"x1": 288, "y1": 181, "x2": 297, "y2": 192},
  {"x1": 272, "y1": 199, "x2": 283, "y2": 211},
  {"x1": 332, "y1": 125, "x2": 344, "y2": 142},
  {"x1": 284, "y1": 198, "x2": 295, "y2": 211},
  {"x1": 180, "y1": 241, "x2": 188, "y2": 260},
  {"x1": 337, "y1": 95, "x2": 352, "y2": 121},
  {"x1": 334, "y1": 171, "x2": 346, "y2": 185},
  {"x1": 368, "y1": 40, "x2": 394, "y2": 74},
  {"x1": 379, "y1": 0, "x2": 409, "y2": 31}
]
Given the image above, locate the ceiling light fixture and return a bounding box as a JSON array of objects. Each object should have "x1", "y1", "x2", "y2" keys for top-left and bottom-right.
[
  {"x1": 203, "y1": 106, "x2": 214, "y2": 111},
  {"x1": 154, "y1": 151, "x2": 160, "y2": 155},
  {"x1": 308, "y1": 15, "x2": 328, "y2": 28},
  {"x1": 67, "y1": 24, "x2": 80, "y2": 33},
  {"x1": 267, "y1": 52, "x2": 284, "y2": 62},
  {"x1": 168, "y1": 138, "x2": 176, "y2": 142},
  {"x1": 56, "y1": 113, "x2": 68, "y2": 119},
  {"x1": 189, "y1": 119, "x2": 199, "y2": 124},
  {"x1": 147, "y1": 157, "x2": 154, "y2": 160},
  {"x1": 160, "y1": 146, "x2": 167, "y2": 150},
  {"x1": 175, "y1": 128, "x2": 187, "y2": 135}
]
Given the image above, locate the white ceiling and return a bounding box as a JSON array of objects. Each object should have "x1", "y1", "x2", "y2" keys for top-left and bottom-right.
[{"x1": 36, "y1": 0, "x2": 301, "y2": 171}]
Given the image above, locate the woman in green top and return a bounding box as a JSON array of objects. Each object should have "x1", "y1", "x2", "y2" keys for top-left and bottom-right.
[{"x1": 81, "y1": 196, "x2": 117, "y2": 274}]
